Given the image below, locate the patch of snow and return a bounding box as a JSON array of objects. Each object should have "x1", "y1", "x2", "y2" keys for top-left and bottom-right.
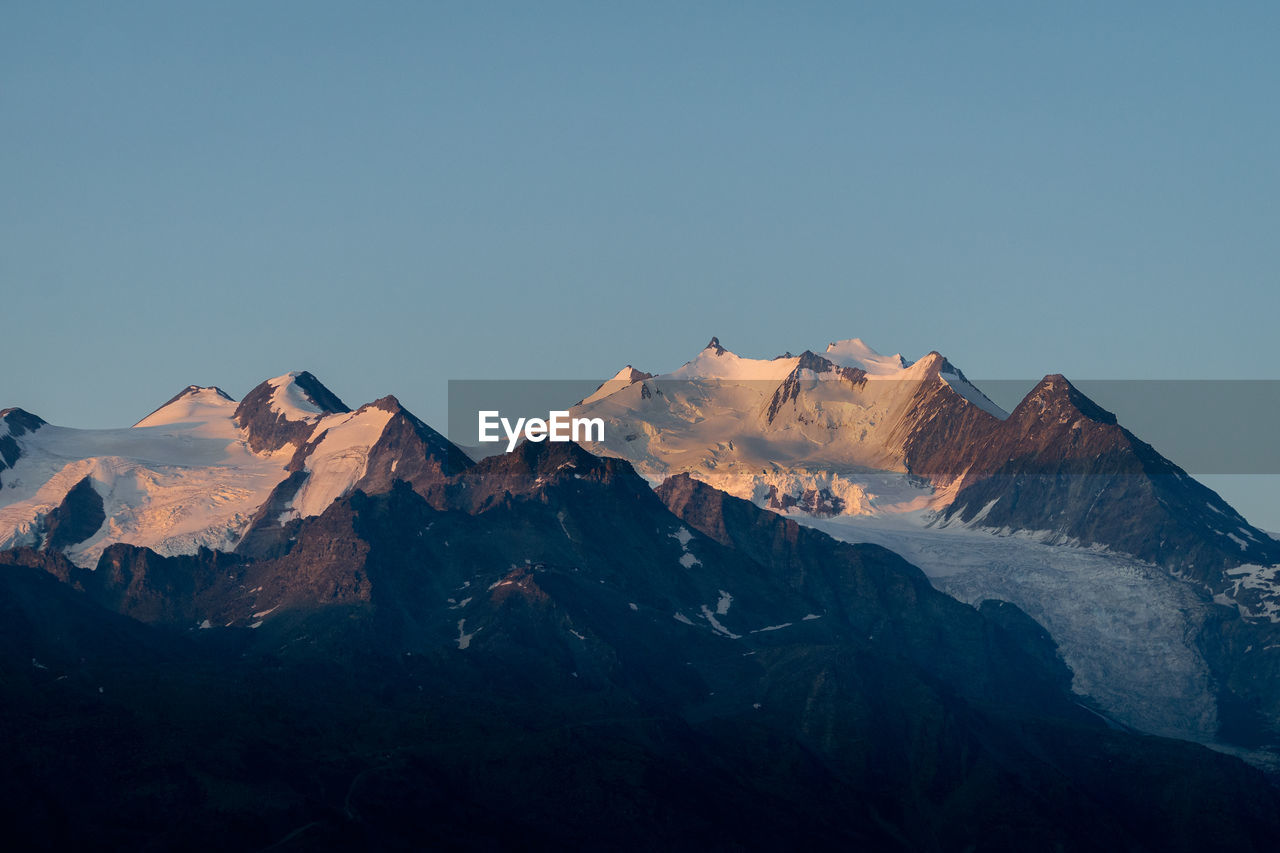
[
  {"x1": 286, "y1": 406, "x2": 395, "y2": 519},
  {"x1": 669, "y1": 525, "x2": 701, "y2": 567},
  {"x1": 938, "y1": 371, "x2": 1008, "y2": 419},
  {"x1": 670, "y1": 526, "x2": 694, "y2": 548},
  {"x1": 673, "y1": 613, "x2": 694, "y2": 626},
  {"x1": 715, "y1": 590, "x2": 732, "y2": 615},
  {"x1": 266, "y1": 373, "x2": 324, "y2": 421},
  {"x1": 456, "y1": 619, "x2": 480, "y2": 650},
  {"x1": 699, "y1": 604, "x2": 741, "y2": 639}
]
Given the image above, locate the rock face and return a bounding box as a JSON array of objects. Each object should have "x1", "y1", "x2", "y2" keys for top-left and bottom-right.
[
  {"x1": 234, "y1": 370, "x2": 351, "y2": 454},
  {"x1": 349, "y1": 396, "x2": 474, "y2": 494},
  {"x1": 765, "y1": 350, "x2": 867, "y2": 423},
  {"x1": 7, "y1": 441, "x2": 1280, "y2": 849},
  {"x1": 0, "y1": 407, "x2": 45, "y2": 487},
  {"x1": 922, "y1": 374, "x2": 1280, "y2": 578},
  {"x1": 40, "y1": 476, "x2": 105, "y2": 552},
  {"x1": 235, "y1": 394, "x2": 474, "y2": 558}
]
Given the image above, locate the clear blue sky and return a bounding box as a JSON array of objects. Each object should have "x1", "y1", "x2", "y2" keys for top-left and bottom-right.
[{"x1": 4, "y1": 3, "x2": 1278, "y2": 522}]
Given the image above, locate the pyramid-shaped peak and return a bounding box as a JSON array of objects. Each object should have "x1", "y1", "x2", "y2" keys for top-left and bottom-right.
[
  {"x1": 234, "y1": 372, "x2": 350, "y2": 454},
  {"x1": 134, "y1": 385, "x2": 238, "y2": 428},
  {"x1": 578, "y1": 366, "x2": 655, "y2": 407},
  {"x1": 1013, "y1": 374, "x2": 1117, "y2": 425},
  {"x1": 261, "y1": 371, "x2": 350, "y2": 421}
]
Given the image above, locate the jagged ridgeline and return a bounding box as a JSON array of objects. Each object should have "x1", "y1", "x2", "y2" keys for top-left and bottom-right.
[{"x1": 3, "y1": 357, "x2": 1280, "y2": 849}]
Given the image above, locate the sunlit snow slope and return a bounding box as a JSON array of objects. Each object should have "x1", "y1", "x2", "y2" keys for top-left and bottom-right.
[{"x1": 0, "y1": 375, "x2": 456, "y2": 567}]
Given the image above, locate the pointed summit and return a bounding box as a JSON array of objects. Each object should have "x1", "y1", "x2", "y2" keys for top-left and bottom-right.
[
  {"x1": 236, "y1": 392, "x2": 473, "y2": 557},
  {"x1": 1, "y1": 407, "x2": 46, "y2": 438},
  {"x1": 1012, "y1": 374, "x2": 1117, "y2": 426},
  {"x1": 235, "y1": 372, "x2": 350, "y2": 454},
  {"x1": 705, "y1": 336, "x2": 726, "y2": 355},
  {"x1": 579, "y1": 366, "x2": 655, "y2": 406},
  {"x1": 1, "y1": 408, "x2": 47, "y2": 486},
  {"x1": 134, "y1": 386, "x2": 236, "y2": 428}
]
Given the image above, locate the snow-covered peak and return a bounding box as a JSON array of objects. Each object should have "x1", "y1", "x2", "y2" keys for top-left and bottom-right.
[
  {"x1": 611, "y1": 365, "x2": 651, "y2": 383},
  {"x1": 267, "y1": 372, "x2": 324, "y2": 421},
  {"x1": 1, "y1": 408, "x2": 46, "y2": 437},
  {"x1": 580, "y1": 366, "x2": 655, "y2": 406},
  {"x1": 234, "y1": 372, "x2": 350, "y2": 455},
  {"x1": 134, "y1": 386, "x2": 236, "y2": 429},
  {"x1": 668, "y1": 339, "x2": 800, "y2": 382},
  {"x1": 823, "y1": 339, "x2": 910, "y2": 376}
]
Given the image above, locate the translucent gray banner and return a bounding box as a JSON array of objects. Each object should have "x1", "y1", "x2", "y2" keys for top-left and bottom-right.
[{"x1": 447, "y1": 378, "x2": 1280, "y2": 474}]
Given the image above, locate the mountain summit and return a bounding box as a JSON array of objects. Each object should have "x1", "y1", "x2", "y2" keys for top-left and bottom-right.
[
  {"x1": 234, "y1": 371, "x2": 351, "y2": 453},
  {"x1": 0, "y1": 373, "x2": 470, "y2": 566},
  {"x1": 570, "y1": 335, "x2": 1280, "y2": 747}
]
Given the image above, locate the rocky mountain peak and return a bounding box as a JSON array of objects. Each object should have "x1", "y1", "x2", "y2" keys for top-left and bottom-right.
[
  {"x1": 0, "y1": 407, "x2": 46, "y2": 437},
  {"x1": 234, "y1": 371, "x2": 350, "y2": 454},
  {"x1": 1012, "y1": 374, "x2": 1118, "y2": 426},
  {"x1": 1, "y1": 408, "x2": 46, "y2": 484}
]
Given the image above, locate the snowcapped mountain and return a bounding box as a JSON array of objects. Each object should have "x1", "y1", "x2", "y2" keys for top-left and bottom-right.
[
  {"x1": 572, "y1": 337, "x2": 1009, "y2": 517},
  {"x1": 8, "y1": 437, "x2": 1280, "y2": 849},
  {"x1": 575, "y1": 336, "x2": 1278, "y2": 571},
  {"x1": 7, "y1": 359, "x2": 1280, "y2": 845},
  {"x1": 6, "y1": 352, "x2": 1280, "y2": 752},
  {"x1": 573, "y1": 336, "x2": 1280, "y2": 746},
  {"x1": 0, "y1": 407, "x2": 47, "y2": 486},
  {"x1": 0, "y1": 373, "x2": 469, "y2": 566}
]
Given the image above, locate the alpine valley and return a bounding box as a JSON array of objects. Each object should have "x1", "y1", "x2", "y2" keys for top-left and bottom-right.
[{"x1": 3, "y1": 353, "x2": 1280, "y2": 851}]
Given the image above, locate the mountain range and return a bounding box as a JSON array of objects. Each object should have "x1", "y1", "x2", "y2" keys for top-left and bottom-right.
[
  {"x1": 4, "y1": 345, "x2": 1280, "y2": 849},
  {"x1": 572, "y1": 337, "x2": 1280, "y2": 748}
]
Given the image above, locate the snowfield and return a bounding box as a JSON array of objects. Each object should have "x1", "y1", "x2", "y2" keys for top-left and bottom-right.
[
  {"x1": 1, "y1": 390, "x2": 291, "y2": 565},
  {"x1": 0, "y1": 379, "x2": 400, "y2": 567},
  {"x1": 806, "y1": 512, "x2": 1221, "y2": 742}
]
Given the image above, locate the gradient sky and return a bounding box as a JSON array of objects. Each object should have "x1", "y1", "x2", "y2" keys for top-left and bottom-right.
[{"x1": 4, "y1": 3, "x2": 1278, "y2": 522}]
